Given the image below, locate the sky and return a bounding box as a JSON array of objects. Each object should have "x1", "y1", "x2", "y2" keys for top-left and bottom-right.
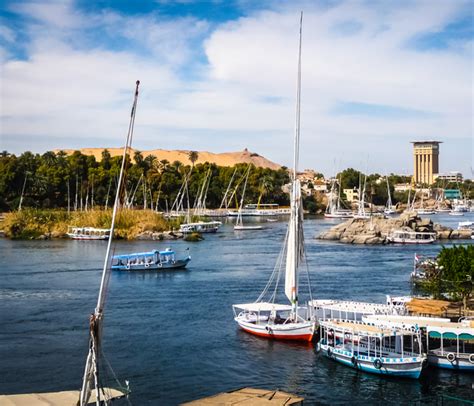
[{"x1": 0, "y1": 0, "x2": 472, "y2": 177}]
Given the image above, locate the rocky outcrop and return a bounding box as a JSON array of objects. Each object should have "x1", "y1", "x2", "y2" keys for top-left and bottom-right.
[
  {"x1": 318, "y1": 212, "x2": 471, "y2": 244},
  {"x1": 135, "y1": 231, "x2": 183, "y2": 240}
]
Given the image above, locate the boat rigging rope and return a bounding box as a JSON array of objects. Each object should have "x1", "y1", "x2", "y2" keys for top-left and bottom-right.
[
  {"x1": 101, "y1": 349, "x2": 133, "y2": 406},
  {"x1": 255, "y1": 227, "x2": 289, "y2": 303}
]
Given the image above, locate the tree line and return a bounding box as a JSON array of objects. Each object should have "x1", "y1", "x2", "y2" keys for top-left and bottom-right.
[{"x1": 0, "y1": 150, "x2": 291, "y2": 212}]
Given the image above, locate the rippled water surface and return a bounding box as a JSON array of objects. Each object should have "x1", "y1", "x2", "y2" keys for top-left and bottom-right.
[{"x1": 1, "y1": 214, "x2": 473, "y2": 404}]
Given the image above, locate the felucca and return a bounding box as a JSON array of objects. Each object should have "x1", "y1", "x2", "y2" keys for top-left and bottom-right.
[{"x1": 232, "y1": 12, "x2": 316, "y2": 342}]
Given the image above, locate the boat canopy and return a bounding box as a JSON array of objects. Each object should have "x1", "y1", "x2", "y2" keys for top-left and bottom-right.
[
  {"x1": 310, "y1": 300, "x2": 397, "y2": 314},
  {"x1": 233, "y1": 302, "x2": 293, "y2": 312},
  {"x1": 113, "y1": 249, "x2": 175, "y2": 259},
  {"x1": 363, "y1": 315, "x2": 450, "y2": 329},
  {"x1": 320, "y1": 320, "x2": 418, "y2": 337},
  {"x1": 427, "y1": 322, "x2": 474, "y2": 339}
]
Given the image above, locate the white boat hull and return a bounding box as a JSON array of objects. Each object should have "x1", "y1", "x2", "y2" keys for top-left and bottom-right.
[
  {"x1": 235, "y1": 317, "x2": 315, "y2": 341},
  {"x1": 234, "y1": 225, "x2": 264, "y2": 230},
  {"x1": 428, "y1": 353, "x2": 474, "y2": 371}
]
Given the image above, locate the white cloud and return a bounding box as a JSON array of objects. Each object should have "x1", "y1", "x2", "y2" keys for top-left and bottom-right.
[{"x1": 1, "y1": 0, "x2": 472, "y2": 176}]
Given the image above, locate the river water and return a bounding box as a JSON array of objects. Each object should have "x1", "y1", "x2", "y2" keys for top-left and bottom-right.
[{"x1": 1, "y1": 214, "x2": 473, "y2": 404}]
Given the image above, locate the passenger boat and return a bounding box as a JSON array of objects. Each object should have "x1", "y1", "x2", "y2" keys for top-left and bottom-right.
[
  {"x1": 363, "y1": 315, "x2": 474, "y2": 371},
  {"x1": 318, "y1": 319, "x2": 426, "y2": 378},
  {"x1": 67, "y1": 226, "x2": 110, "y2": 240},
  {"x1": 228, "y1": 203, "x2": 291, "y2": 217},
  {"x1": 426, "y1": 319, "x2": 474, "y2": 371},
  {"x1": 232, "y1": 14, "x2": 316, "y2": 342},
  {"x1": 112, "y1": 248, "x2": 191, "y2": 271},
  {"x1": 179, "y1": 220, "x2": 221, "y2": 233},
  {"x1": 387, "y1": 230, "x2": 436, "y2": 244}
]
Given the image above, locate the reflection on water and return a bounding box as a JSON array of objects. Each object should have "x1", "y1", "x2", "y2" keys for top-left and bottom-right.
[{"x1": 1, "y1": 213, "x2": 473, "y2": 404}]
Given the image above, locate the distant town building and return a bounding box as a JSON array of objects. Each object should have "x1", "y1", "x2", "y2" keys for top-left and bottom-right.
[
  {"x1": 343, "y1": 188, "x2": 359, "y2": 203},
  {"x1": 411, "y1": 141, "x2": 441, "y2": 185},
  {"x1": 394, "y1": 183, "x2": 411, "y2": 192},
  {"x1": 444, "y1": 189, "x2": 462, "y2": 200},
  {"x1": 434, "y1": 171, "x2": 463, "y2": 183}
]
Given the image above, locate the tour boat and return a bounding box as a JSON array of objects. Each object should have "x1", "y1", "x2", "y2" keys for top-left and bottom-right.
[
  {"x1": 417, "y1": 209, "x2": 436, "y2": 215},
  {"x1": 234, "y1": 166, "x2": 263, "y2": 231},
  {"x1": 67, "y1": 226, "x2": 110, "y2": 240},
  {"x1": 426, "y1": 320, "x2": 474, "y2": 371},
  {"x1": 112, "y1": 248, "x2": 191, "y2": 271},
  {"x1": 228, "y1": 203, "x2": 291, "y2": 217},
  {"x1": 387, "y1": 230, "x2": 436, "y2": 244},
  {"x1": 179, "y1": 220, "x2": 221, "y2": 233},
  {"x1": 363, "y1": 315, "x2": 474, "y2": 371},
  {"x1": 318, "y1": 320, "x2": 426, "y2": 378},
  {"x1": 232, "y1": 13, "x2": 316, "y2": 342}
]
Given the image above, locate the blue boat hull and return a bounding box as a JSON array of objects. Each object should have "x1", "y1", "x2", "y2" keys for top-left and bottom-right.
[{"x1": 112, "y1": 257, "x2": 191, "y2": 271}]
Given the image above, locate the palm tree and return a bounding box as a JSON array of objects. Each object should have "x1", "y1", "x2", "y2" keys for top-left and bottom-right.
[{"x1": 188, "y1": 151, "x2": 199, "y2": 167}]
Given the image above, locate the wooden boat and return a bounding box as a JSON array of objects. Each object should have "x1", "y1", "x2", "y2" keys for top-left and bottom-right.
[
  {"x1": 228, "y1": 203, "x2": 291, "y2": 217},
  {"x1": 387, "y1": 230, "x2": 436, "y2": 244},
  {"x1": 325, "y1": 177, "x2": 353, "y2": 219},
  {"x1": 232, "y1": 13, "x2": 316, "y2": 342},
  {"x1": 112, "y1": 248, "x2": 190, "y2": 271},
  {"x1": 67, "y1": 226, "x2": 110, "y2": 240},
  {"x1": 319, "y1": 320, "x2": 426, "y2": 378}
]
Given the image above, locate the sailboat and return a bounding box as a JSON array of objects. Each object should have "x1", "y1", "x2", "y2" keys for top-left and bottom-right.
[
  {"x1": 324, "y1": 176, "x2": 353, "y2": 218},
  {"x1": 232, "y1": 13, "x2": 316, "y2": 342},
  {"x1": 234, "y1": 166, "x2": 263, "y2": 231},
  {"x1": 383, "y1": 176, "x2": 396, "y2": 215},
  {"x1": 79, "y1": 81, "x2": 141, "y2": 405},
  {"x1": 353, "y1": 173, "x2": 370, "y2": 219}
]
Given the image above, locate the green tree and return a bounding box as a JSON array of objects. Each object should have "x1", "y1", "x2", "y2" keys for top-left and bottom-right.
[{"x1": 188, "y1": 151, "x2": 199, "y2": 167}]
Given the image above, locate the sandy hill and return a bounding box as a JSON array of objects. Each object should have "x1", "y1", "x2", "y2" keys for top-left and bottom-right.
[{"x1": 54, "y1": 148, "x2": 282, "y2": 170}]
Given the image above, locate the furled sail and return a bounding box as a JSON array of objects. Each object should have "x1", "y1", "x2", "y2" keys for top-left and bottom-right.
[{"x1": 285, "y1": 178, "x2": 304, "y2": 304}]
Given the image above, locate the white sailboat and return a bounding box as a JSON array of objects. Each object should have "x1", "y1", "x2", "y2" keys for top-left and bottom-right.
[
  {"x1": 384, "y1": 176, "x2": 396, "y2": 215},
  {"x1": 354, "y1": 173, "x2": 370, "y2": 219},
  {"x1": 79, "y1": 81, "x2": 141, "y2": 405},
  {"x1": 232, "y1": 13, "x2": 316, "y2": 342},
  {"x1": 324, "y1": 176, "x2": 353, "y2": 218},
  {"x1": 234, "y1": 166, "x2": 263, "y2": 231}
]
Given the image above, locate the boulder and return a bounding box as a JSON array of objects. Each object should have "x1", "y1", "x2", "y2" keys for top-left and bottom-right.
[{"x1": 450, "y1": 229, "x2": 472, "y2": 239}]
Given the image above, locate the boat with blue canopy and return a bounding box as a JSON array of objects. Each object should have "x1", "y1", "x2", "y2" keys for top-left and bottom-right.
[{"x1": 112, "y1": 248, "x2": 191, "y2": 271}]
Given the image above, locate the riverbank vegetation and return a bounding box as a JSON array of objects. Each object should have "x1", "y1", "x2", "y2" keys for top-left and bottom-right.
[
  {"x1": 415, "y1": 245, "x2": 474, "y2": 311},
  {"x1": 0, "y1": 150, "x2": 291, "y2": 211},
  {"x1": 3, "y1": 208, "x2": 179, "y2": 240}
]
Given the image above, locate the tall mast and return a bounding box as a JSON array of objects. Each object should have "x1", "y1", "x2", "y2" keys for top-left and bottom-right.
[
  {"x1": 285, "y1": 12, "x2": 303, "y2": 316},
  {"x1": 80, "y1": 80, "x2": 140, "y2": 406}
]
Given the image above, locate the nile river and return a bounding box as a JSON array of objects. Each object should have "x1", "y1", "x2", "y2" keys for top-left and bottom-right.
[{"x1": 1, "y1": 214, "x2": 473, "y2": 404}]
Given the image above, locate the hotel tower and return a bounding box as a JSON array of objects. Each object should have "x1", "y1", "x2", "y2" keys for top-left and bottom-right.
[{"x1": 411, "y1": 141, "x2": 441, "y2": 185}]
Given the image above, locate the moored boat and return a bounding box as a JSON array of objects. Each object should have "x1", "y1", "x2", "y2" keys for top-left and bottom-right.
[
  {"x1": 387, "y1": 230, "x2": 436, "y2": 244},
  {"x1": 112, "y1": 248, "x2": 190, "y2": 271},
  {"x1": 319, "y1": 319, "x2": 426, "y2": 378},
  {"x1": 179, "y1": 220, "x2": 221, "y2": 233},
  {"x1": 67, "y1": 226, "x2": 110, "y2": 240}
]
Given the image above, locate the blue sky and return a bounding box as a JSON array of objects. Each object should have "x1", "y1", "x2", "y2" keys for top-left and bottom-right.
[{"x1": 0, "y1": 0, "x2": 472, "y2": 177}]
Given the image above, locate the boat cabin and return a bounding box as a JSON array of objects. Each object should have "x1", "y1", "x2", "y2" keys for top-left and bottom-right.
[
  {"x1": 66, "y1": 226, "x2": 110, "y2": 240},
  {"x1": 387, "y1": 230, "x2": 436, "y2": 244}
]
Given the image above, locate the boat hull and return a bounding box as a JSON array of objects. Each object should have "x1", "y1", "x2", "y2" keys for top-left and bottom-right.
[
  {"x1": 112, "y1": 257, "x2": 190, "y2": 271},
  {"x1": 235, "y1": 318, "x2": 315, "y2": 342},
  {"x1": 320, "y1": 344, "x2": 424, "y2": 379},
  {"x1": 66, "y1": 234, "x2": 109, "y2": 240},
  {"x1": 428, "y1": 354, "x2": 474, "y2": 371},
  {"x1": 234, "y1": 225, "x2": 264, "y2": 230}
]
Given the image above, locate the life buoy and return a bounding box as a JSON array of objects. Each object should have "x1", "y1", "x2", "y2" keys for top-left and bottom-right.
[
  {"x1": 145, "y1": 262, "x2": 150, "y2": 268},
  {"x1": 158, "y1": 263, "x2": 162, "y2": 268},
  {"x1": 446, "y1": 353, "x2": 456, "y2": 363},
  {"x1": 126, "y1": 263, "x2": 131, "y2": 270},
  {"x1": 469, "y1": 354, "x2": 474, "y2": 364},
  {"x1": 373, "y1": 358, "x2": 383, "y2": 370}
]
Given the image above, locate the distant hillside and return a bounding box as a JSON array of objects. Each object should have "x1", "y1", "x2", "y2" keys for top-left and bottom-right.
[{"x1": 53, "y1": 147, "x2": 282, "y2": 170}]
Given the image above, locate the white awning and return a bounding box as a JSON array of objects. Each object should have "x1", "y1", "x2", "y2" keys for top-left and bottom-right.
[{"x1": 233, "y1": 302, "x2": 293, "y2": 312}]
